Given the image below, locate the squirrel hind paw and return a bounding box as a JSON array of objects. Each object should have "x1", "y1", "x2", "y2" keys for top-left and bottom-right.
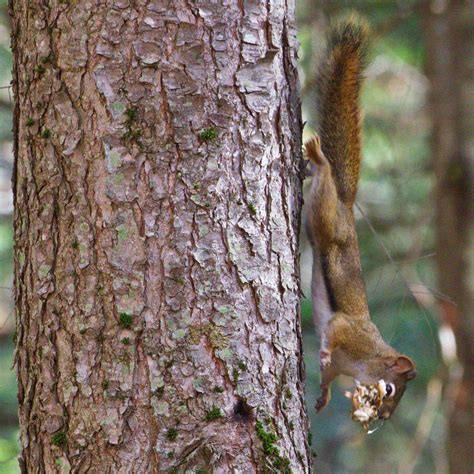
[{"x1": 304, "y1": 135, "x2": 327, "y2": 166}]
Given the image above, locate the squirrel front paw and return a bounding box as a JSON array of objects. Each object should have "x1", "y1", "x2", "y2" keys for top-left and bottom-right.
[
  {"x1": 315, "y1": 383, "x2": 331, "y2": 412},
  {"x1": 319, "y1": 349, "x2": 332, "y2": 372}
]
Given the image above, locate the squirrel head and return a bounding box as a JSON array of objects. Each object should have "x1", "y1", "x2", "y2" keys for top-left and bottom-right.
[{"x1": 376, "y1": 355, "x2": 416, "y2": 420}]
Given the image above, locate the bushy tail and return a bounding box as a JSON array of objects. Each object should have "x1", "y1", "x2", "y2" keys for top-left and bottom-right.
[{"x1": 317, "y1": 15, "x2": 370, "y2": 205}]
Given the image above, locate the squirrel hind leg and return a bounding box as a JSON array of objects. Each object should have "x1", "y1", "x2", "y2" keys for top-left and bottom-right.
[{"x1": 304, "y1": 135, "x2": 329, "y2": 167}]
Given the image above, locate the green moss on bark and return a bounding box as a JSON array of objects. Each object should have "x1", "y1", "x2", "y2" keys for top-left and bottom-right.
[
  {"x1": 205, "y1": 406, "x2": 223, "y2": 421},
  {"x1": 51, "y1": 431, "x2": 67, "y2": 447},
  {"x1": 255, "y1": 421, "x2": 291, "y2": 473}
]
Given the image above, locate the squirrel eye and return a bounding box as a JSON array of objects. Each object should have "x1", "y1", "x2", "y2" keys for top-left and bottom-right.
[{"x1": 385, "y1": 383, "x2": 396, "y2": 398}]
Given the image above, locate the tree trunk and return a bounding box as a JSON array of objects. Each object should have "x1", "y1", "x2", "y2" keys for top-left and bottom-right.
[
  {"x1": 423, "y1": 1, "x2": 474, "y2": 473},
  {"x1": 10, "y1": 1, "x2": 310, "y2": 472}
]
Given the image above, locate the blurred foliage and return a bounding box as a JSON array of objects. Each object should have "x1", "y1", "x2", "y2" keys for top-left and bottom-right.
[{"x1": 0, "y1": 1, "x2": 442, "y2": 473}]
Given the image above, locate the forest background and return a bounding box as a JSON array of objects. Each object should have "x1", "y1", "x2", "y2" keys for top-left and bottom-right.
[{"x1": 0, "y1": 1, "x2": 470, "y2": 472}]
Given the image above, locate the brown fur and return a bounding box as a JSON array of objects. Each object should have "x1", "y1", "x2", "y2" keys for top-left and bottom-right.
[
  {"x1": 317, "y1": 15, "x2": 369, "y2": 205},
  {"x1": 306, "y1": 17, "x2": 416, "y2": 418}
]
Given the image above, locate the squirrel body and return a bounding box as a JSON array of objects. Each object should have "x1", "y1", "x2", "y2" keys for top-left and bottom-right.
[{"x1": 305, "y1": 17, "x2": 416, "y2": 418}]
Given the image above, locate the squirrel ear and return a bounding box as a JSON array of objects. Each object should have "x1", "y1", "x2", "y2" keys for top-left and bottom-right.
[{"x1": 393, "y1": 356, "x2": 416, "y2": 379}]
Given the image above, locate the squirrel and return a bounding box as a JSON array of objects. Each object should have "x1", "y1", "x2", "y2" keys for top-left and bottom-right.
[{"x1": 304, "y1": 16, "x2": 416, "y2": 419}]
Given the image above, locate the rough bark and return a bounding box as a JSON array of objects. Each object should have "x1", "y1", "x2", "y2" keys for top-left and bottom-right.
[
  {"x1": 423, "y1": 1, "x2": 474, "y2": 473},
  {"x1": 10, "y1": 0, "x2": 310, "y2": 472}
]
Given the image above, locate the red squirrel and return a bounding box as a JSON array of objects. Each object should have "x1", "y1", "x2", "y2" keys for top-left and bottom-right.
[{"x1": 305, "y1": 16, "x2": 416, "y2": 419}]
